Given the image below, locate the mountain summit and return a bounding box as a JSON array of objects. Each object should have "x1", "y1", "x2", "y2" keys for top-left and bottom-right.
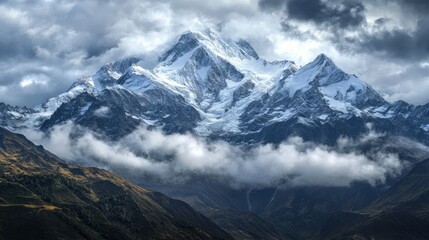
[{"x1": 0, "y1": 29, "x2": 428, "y2": 144}]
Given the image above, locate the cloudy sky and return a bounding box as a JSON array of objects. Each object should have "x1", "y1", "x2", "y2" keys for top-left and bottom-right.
[{"x1": 1, "y1": 0, "x2": 429, "y2": 107}]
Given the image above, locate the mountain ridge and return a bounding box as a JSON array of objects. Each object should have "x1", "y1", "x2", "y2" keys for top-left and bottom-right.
[
  {"x1": 0, "y1": 126, "x2": 233, "y2": 240},
  {"x1": 0, "y1": 29, "x2": 427, "y2": 145}
]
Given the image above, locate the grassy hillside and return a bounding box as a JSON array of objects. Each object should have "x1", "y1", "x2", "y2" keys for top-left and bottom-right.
[{"x1": 0, "y1": 127, "x2": 232, "y2": 240}]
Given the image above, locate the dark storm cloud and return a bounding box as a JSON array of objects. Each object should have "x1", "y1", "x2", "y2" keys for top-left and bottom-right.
[
  {"x1": 286, "y1": 0, "x2": 366, "y2": 29},
  {"x1": 266, "y1": 0, "x2": 429, "y2": 61},
  {"x1": 260, "y1": 0, "x2": 429, "y2": 60},
  {"x1": 258, "y1": 0, "x2": 285, "y2": 10},
  {"x1": 0, "y1": 30, "x2": 36, "y2": 59},
  {"x1": 259, "y1": 0, "x2": 366, "y2": 29},
  {"x1": 342, "y1": 18, "x2": 429, "y2": 60},
  {"x1": 86, "y1": 40, "x2": 119, "y2": 59},
  {"x1": 397, "y1": 0, "x2": 429, "y2": 13},
  {"x1": 0, "y1": 10, "x2": 35, "y2": 59}
]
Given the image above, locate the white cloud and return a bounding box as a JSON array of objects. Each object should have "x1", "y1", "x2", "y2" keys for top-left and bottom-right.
[
  {"x1": 19, "y1": 74, "x2": 49, "y2": 88},
  {"x1": 20, "y1": 123, "x2": 404, "y2": 188},
  {"x1": 93, "y1": 106, "x2": 110, "y2": 117}
]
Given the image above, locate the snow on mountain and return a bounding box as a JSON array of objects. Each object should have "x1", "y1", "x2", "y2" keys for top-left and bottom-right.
[
  {"x1": 0, "y1": 28, "x2": 428, "y2": 144},
  {"x1": 0, "y1": 102, "x2": 36, "y2": 130},
  {"x1": 5, "y1": 57, "x2": 140, "y2": 129},
  {"x1": 36, "y1": 77, "x2": 96, "y2": 114},
  {"x1": 112, "y1": 29, "x2": 297, "y2": 134},
  {"x1": 278, "y1": 54, "x2": 385, "y2": 113},
  {"x1": 92, "y1": 57, "x2": 141, "y2": 91},
  {"x1": 34, "y1": 57, "x2": 140, "y2": 116}
]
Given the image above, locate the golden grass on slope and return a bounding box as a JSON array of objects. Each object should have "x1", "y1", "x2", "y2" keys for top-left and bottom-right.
[
  {"x1": 0, "y1": 127, "x2": 232, "y2": 240},
  {"x1": 0, "y1": 204, "x2": 60, "y2": 211}
]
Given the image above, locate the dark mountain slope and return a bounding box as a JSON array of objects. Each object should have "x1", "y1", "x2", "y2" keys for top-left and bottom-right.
[
  {"x1": 315, "y1": 158, "x2": 429, "y2": 240},
  {"x1": 200, "y1": 207, "x2": 292, "y2": 240},
  {"x1": 0, "y1": 127, "x2": 232, "y2": 240}
]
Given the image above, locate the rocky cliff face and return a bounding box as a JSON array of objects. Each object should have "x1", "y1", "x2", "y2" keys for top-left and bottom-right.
[{"x1": 1, "y1": 29, "x2": 428, "y2": 145}]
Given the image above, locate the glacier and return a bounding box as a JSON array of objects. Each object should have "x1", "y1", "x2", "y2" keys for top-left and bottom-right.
[{"x1": 0, "y1": 28, "x2": 428, "y2": 145}]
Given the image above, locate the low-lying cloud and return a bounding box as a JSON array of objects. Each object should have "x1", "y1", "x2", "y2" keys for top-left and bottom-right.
[{"x1": 21, "y1": 123, "x2": 403, "y2": 188}]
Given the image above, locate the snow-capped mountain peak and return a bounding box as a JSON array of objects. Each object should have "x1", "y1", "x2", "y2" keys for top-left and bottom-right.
[
  {"x1": 279, "y1": 53, "x2": 385, "y2": 110},
  {"x1": 1, "y1": 29, "x2": 428, "y2": 145},
  {"x1": 159, "y1": 29, "x2": 260, "y2": 68},
  {"x1": 92, "y1": 57, "x2": 141, "y2": 91}
]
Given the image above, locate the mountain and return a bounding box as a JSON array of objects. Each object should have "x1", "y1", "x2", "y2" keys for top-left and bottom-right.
[
  {"x1": 315, "y1": 158, "x2": 429, "y2": 240},
  {"x1": 200, "y1": 207, "x2": 291, "y2": 240},
  {"x1": 0, "y1": 102, "x2": 36, "y2": 130},
  {"x1": 0, "y1": 127, "x2": 232, "y2": 240},
  {"x1": 1, "y1": 29, "x2": 428, "y2": 145},
  {"x1": 136, "y1": 134, "x2": 428, "y2": 239},
  {"x1": 1, "y1": 29, "x2": 429, "y2": 239}
]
